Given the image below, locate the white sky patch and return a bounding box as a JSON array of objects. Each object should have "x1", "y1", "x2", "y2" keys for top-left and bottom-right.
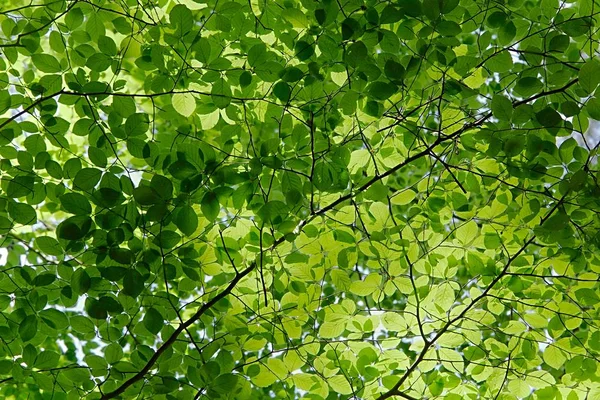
[{"x1": 0, "y1": 248, "x2": 7, "y2": 266}]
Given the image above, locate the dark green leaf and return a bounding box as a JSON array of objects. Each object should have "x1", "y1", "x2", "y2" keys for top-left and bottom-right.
[
  {"x1": 153, "y1": 230, "x2": 181, "y2": 249},
  {"x1": 168, "y1": 160, "x2": 198, "y2": 180},
  {"x1": 60, "y1": 193, "x2": 92, "y2": 215},
  {"x1": 143, "y1": 307, "x2": 163, "y2": 334},
  {"x1": 535, "y1": 107, "x2": 562, "y2": 127},
  {"x1": 491, "y1": 95, "x2": 513, "y2": 121},
  {"x1": 71, "y1": 268, "x2": 91, "y2": 295},
  {"x1": 273, "y1": 82, "x2": 291, "y2": 102},
  {"x1": 8, "y1": 202, "x2": 37, "y2": 225},
  {"x1": 345, "y1": 41, "x2": 367, "y2": 67},
  {"x1": 384, "y1": 60, "x2": 405, "y2": 81},
  {"x1": 201, "y1": 192, "x2": 220, "y2": 221},
  {"x1": 367, "y1": 82, "x2": 397, "y2": 100},
  {"x1": 73, "y1": 168, "x2": 102, "y2": 191},
  {"x1": 175, "y1": 205, "x2": 198, "y2": 236},
  {"x1": 88, "y1": 147, "x2": 108, "y2": 168},
  {"x1": 295, "y1": 40, "x2": 314, "y2": 61},
  {"x1": 19, "y1": 315, "x2": 38, "y2": 342},
  {"x1": 133, "y1": 186, "x2": 162, "y2": 205},
  {"x1": 239, "y1": 71, "x2": 252, "y2": 87},
  {"x1": 211, "y1": 78, "x2": 232, "y2": 109},
  {"x1": 86, "y1": 53, "x2": 112, "y2": 72},
  {"x1": 123, "y1": 269, "x2": 144, "y2": 298},
  {"x1": 33, "y1": 273, "x2": 56, "y2": 287}
]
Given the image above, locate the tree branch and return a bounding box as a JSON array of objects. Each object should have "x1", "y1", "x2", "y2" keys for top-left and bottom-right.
[{"x1": 99, "y1": 262, "x2": 257, "y2": 400}]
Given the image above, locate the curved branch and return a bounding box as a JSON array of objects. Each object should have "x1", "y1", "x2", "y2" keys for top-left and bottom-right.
[{"x1": 99, "y1": 262, "x2": 256, "y2": 400}]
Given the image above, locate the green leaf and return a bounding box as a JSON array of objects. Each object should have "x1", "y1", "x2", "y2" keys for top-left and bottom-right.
[
  {"x1": 86, "y1": 53, "x2": 112, "y2": 72},
  {"x1": 170, "y1": 4, "x2": 193, "y2": 35},
  {"x1": 248, "y1": 44, "x2": 267, "y2": 67},
  {"x1": 6, "y1": 176, "x2": 34, "y2": 198},
  {"x1": 73, "y1": 168, "x2": 102, "y2": 191},
  {"x1": 71, "y1": 316, "x2": 95, "y2": 335},
  {"x1": 172, "y1": 93, "x2": 196, "y2": 117},
  {"x1": 133, "y1": 186, "x2": 162, "y2": 205},
  {"x1": 548, "y1": 35, "x2": 569, "y2": 52},
  {"x1": 193, "y1": 37, "x2": 212, "y2": 63},
  {"x1": 175, "y1": 205, "x2": 198, "y2": 236},
  {"x1": 586, "y1": 97, "x2": 600, "y2": 120},
  {"x1": 239, "y1": 71, "x2": 252, "y2": 87},
  {"x1": 456, "y1": 221, "x2": 478, "y2": 244},
  {"x1": 282, "y1": 8, "x2": 309, "y2": 28},
  {"x1": 35, "y1": 236, "x2": 63, "y2": 256},
  {"x1": 63, "y1": 368, "x2": 90, "y2": 383},
  {"x1": 380, "y1": 5, "x2": 403, "y2": 24},
  {"x1": 491, "y1": 95, "x2": 513, "y2": 121},
  {"x1": 60, "y1": 193, "x2": 92, "y2": 215},
  {"x1": 34, "y1": 351, "x2": 60, "y2": 369},
  {"x1": 211, "y1": 373, "x2": 238, "y2": 393},
  {"x1": 99, "y1": 296, "x2": 123, "y2": 314},
  {"x1": 384, "y1": 60, "x2": 405, "y2": 81},
  {"x1": 211, "y1": 78, "x2": 232, "y2": 109},
  {"x1": 514, "y1": 77, "x2": 543, "y2": 97},
  {"x1": 86, "y1": 13, "x2": 105, "y2": 40},
  {"x1": 575, "y1": 288, "x2": 599, "y2": 306},
  {"x1": 0, "y1": 360, "x2": 12, "y2": 374},
  {"x1": 437, "y1": 20, "x2": 461, "y2": 36},
  {"x1": 280, "y1": 67, "x2": 304, "y2": 82},
  {"x1": 319, "y1": 322, "x2": 345, "y2": 338},
  {"x1": 123, "y1": 269, "x2": 144, "y2": 298},
  {"x1": 543, "y1": 346, "x2": 566, "y2": 369},
  {"x1": 257, "y1": 201, "x2": 288, "y2": 224},
  {"x1": 31, "y1": 54, "x2": 62, "y2": 73},
  {"x1": 45, "y1": 160, "x2": 63, "y2": 179},
  {"x1": 98, "y1": 36, "x2": 117, "y2": 56},
  {"x1": 19, "y1": 315, "x2": 38, "y2": 342},
  {"x1": 33, "y1": 273, "x2": 56, "y2": 287},
  {"x1": 349, "y1": 274, "x2": 381, "y2": 296},
  {"x1": 422, "y1": 0, "x2": 440, "y2": 20},
  {"x1": 201, "y1": 192, "x2": 220, "y2": 222},
  {"x1": 151, "y1": 174, "x2": 173, "y2": 200},
  {"x1": 168, "y1": 160, "x2": 198, "y2": 180},
  {"x1": 8, "y1": 202, "x2": 37, "y2": 225},
  {"x1": 328, "y1": 375, "x2": 353, "y2": 395},
  {"x1": 295, "y1": 40, "x2": 314, "y2": 61},
  {"x1": 535, "y1": 107, "x2": 562, "y2": 127},
  {"x1": 105, "y1": 343, "x2": 123, "y2": 364},
  {"x1": 124, "y1": 113, "x2": 149, "y2": 137},
  {"x1": 143, "y1": 307, "x2": 164, "y2": 334},
  {"x1": 57, "y1": 216, "x2": 92, "y2": 240},
  {"x1": 65, "y1": 8, "x2": 84, "y2": 29},
  {"x1": 499, "y1": 21, "x2": 516, "y2": 45},
  {"x1": 345, "y1": 41, "x2": 367, "y2": 67},
  {"x1": 273, "y1": 82, "x2": 291, "y2": 102},
  {"x1": 88, "y1": 146, "x2": 107, "y2": 168},
  {"x1": 71, "y1": 268, "x2": 91, "y2": 295},
  {"x1": 367, "y1": 82, "x2": 397, "y2": 101},
  {"x1": 400, "y1": 0, "x2": 422, "y2": 16},
  {"x1": 153, "y1": 230, "x2": 181, "y2": 249}
]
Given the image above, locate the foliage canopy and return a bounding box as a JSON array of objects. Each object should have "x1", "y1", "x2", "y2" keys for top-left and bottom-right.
[{"x1": 1, "y1": 0, "x2": 600, "y2": 399}]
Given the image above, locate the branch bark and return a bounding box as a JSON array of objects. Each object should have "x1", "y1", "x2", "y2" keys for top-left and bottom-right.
[{"x1": 99, "y1": 262, "x2": 256, "y2": 400}]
